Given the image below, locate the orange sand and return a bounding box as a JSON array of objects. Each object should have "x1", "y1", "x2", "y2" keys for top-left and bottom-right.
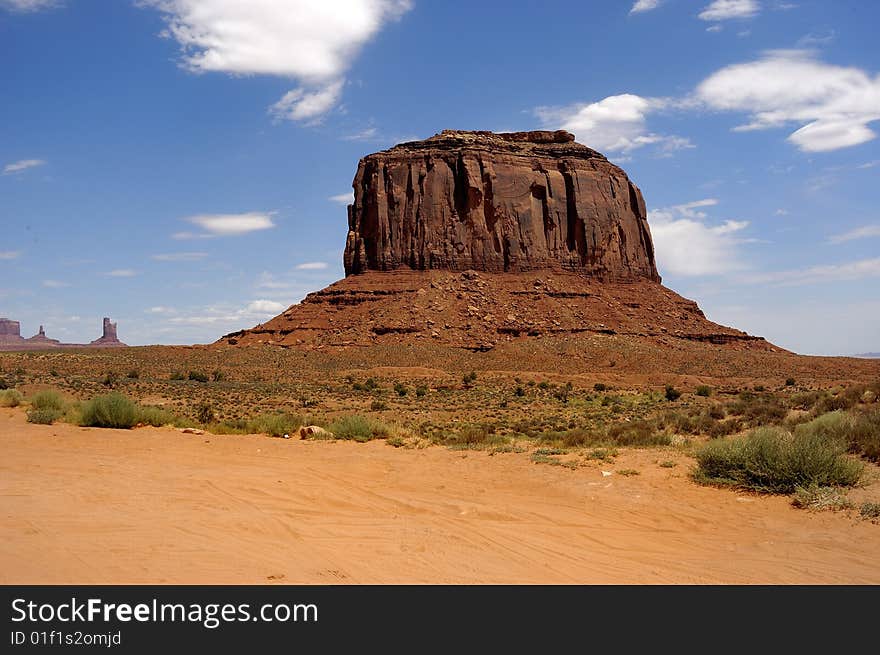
[{"x1": 1, "y1": 408, "x2": 877, "y2": 584}]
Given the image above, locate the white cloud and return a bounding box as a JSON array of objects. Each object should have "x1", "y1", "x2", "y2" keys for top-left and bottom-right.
[
  {"x1": 629, "y1": 0, "x2": 661, "y2": 14},
  {"x1": 168, "y1": 299, "x2": 287, "y2": 326},
  {"x1": 741, "y1": 258, "x2": 880, "y2": 286},
  {"x1": 698, "y1": 0, "x2": 760, "y2": 21},
  {"x1": 294, "y1": 261, "x2": 328, "y2": 270},
  {"x1": 329, "y1": 192, "x2": 354, "y2": 205},
  {"x1": 0, "y1": 0, "x2": 59, "y2": 12},
  {"x1": 535, "y1": 94, "x2": 691, "y2": 154},
  {"x1": 42, "y1": 279, "x2": 70, "y2": 288},
  {"x1": 151, "y1": 252, "x2": 208, "y2": 261},
  {"x1": 146, "y1": 306, "x2": 176, "y2": 314},
  {"x1": 2, "y1": 159, "x2": 45, "y2": 175},
  {"x1": 245, "y1": 299, "x2": 285, "y2": 314},
  {"x1": 858, "y1": 160, "x2": 880, "y2": 169},
  {"x1": 180, "y1": 211, "x2": 276, "y2": 237},
  {"x1": 829, "y1": 225, "x2": 880, "y2": 244},
  {"x1": 706, "y1": 24, "x2": 723, "y2": 32},
  {"x1": 649, "y1": 200, "x2": 750, "y2": 276},
  {"x1": 269, "y1": 79, "x2": 344, "y2": 123},
  {"x1": 342, "y1": 127, "x2": 379, "y2": 141},
  {"x1": 694, "y1": 49, "x2": 880, "y2": 152},
  {"x1": 142, "y1": 0, "x2": 412, "y2": 123},
  {"x1": 0, "y1": 251, "x2": 20, "y2": 260},
  {"x1": 107, "y1": 269, "x2": 137, "y2": 277}
]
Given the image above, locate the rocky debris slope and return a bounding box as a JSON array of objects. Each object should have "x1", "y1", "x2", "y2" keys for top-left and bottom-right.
[
  {"x1": 219, "y1": 270, "x2": 772, "y2": 352},
  {"x1": 344, "y1": 130, "x2": 660, "y2": 281}
]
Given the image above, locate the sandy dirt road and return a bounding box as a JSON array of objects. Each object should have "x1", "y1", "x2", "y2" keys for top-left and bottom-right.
[{"x1": 1, "y1": 409, "x2": 877, "y2": 584}]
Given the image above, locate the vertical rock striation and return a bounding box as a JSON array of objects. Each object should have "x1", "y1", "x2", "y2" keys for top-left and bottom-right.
[{"x1": 343, "y1": 130, "x2": 660, "y2": 282}]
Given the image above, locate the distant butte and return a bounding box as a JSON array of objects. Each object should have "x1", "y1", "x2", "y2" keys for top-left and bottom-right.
[
  {"x1": 0, "y1": 317, "x2": 127, "y2": 351},
  {"x1": 218, "y1": 130, "x2": 774, "y2": 352}
]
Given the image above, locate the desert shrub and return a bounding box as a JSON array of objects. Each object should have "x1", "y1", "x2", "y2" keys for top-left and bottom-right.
[
  {"x1": 860, "y1": 503, "x2": 880, "y2": 520},
  {"x1": 785, "y1": 378, "x2": 796, "y2": 387},
  {"x1": 593, "y1": 383, "x2": 607, "y2": 392},
  {"x1": 364, "y1": 377, "x2": 378, "y2": 390},
  {"x1": 554, "y1": 382, "x2": 573, "y2": 403},
  {"x1": 694, "y1": 426, "x2": 863, "y2": 494},
  {"x1": 31, "y1": 390, "x2": 65, "y2": 412},
  {"x1": 0, "y1": 378, "x2": 7, "y2": 390},
  {"x1": 370, "y1": 400, "x2": 388, "y2": 411},
  {"x1": 606, "y1": 420, "x2": 671, "y2": 447},
  {"x1": 126, "y1": 369, "x2": 140, "y2": 379},
  {"x1": 393, "y1": 382, "x2": 408, "y2": 397},
  {"x1": 27, "y1": 408, "x2": 62, "y2": 424},
  {"x1": 443, "y1": 424, "x2": 506, "y2": 448},
  {"x1": 463, "y1": 371, "x2": 478, "y2": 388},
  {"x1": 791, "y1": 484, "x2": 853, "y2": 511},
  {"x1": 80, "y1": 393, "x2": 139, "y2": 429},
  {"x1": 102, "y1": 372, "x2": 118, "y2": 387},
  {"x1": 137, "y1": 405, "x2": 176, "y2": 427},
  {"x1": 514, "y1": 386, "x2": 526, "y2": 397},
  {"x1": 329, "y1": 415, "x2": 391, "y2": 442},
  {"x1": 664, "y1": 385, "x2": 681, "y2": 401},
  {"x1": 187, "y1": 371, "x2": 209, "y2": 383},
  {"x1": 617, "y1": 469, "x2": 640, "y2": 477},
  {"x1": 695, "y1": 385, "x2": 712, "y2": 397},
  {"x1": 169, "y1": 371, "x2": 186, "y2": 381},
  {"x1": 248, "y1": 412, "x2": 304, "y2": 437},
  {"x1": 728, "y1": 393, "x2": 787, "y2": 425},
  {"x1": 789, "y1": 390, "x2": 821, "y2": 411},
  {"x1": 796, "y1": 409, "x2": 880, "y2": 463},
  {"x1": 0, "y1": 389, "x2": 23, "y2": 407},
  {"x1": 415, "y1": 385, "x2": 427, "y2": 397},
  {"x1": 195, "y1": 402, "x2": 215, "y2": 424},
  {"x1": 211, "y1": 370, "x2": 225, "y2": 382},
  {"x1": 708, "y1": 404, "x2": 726, "y2": 420}
]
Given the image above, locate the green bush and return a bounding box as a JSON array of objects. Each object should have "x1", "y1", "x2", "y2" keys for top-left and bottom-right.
[
  {"x1": 393, "y1": 382, "x2": 408, "y2": 397},
  {"x1": 247, "y1": 412, "x2": 304, "y2": 437},
  {"x1": 370, "y1": 400, "x2": 388, "y2": 411},
  {"x1": 211, "y1": 370, "x2": 226, "y2": 382},
  {"x1": 27, "y1": 408, "x2": 62, "y2": 424},
  {"x1": 80, "y1": 393, "x2": 139, "y2": 429},
  {"x1": 169, "y1": 371, "x2": 186, "y2": 381},
  {"x1": 695, "y1": 385, "x2": 712, "y2": 397},
  {"x1": 664, "y1": 385, "x2": 681, "y2": 401},
  {"x1": 785, "y1": 377, "x2": 796, "y2": 387},
  {"x1": 694, "y1": 426, "x2": 863, "y2": 494},
  {"x1": 593, "y1": 383, "x2": 608, "y2": 392},
  {"x1": 187, "y1": 371, "x2": 209, "y2": 383},
  {"x1": 137, "y1": 405, "x2": 176, "y2": 427},
  {"x1": 0, "y1": 389, "x2": 23, "y2": 407},
  {"x1": 415, "y1": 385, "x2": 427, "y2": 397},
  {"x1": 514, "y1": 386, "x2": 526, "y2": 397},
  {"x1": 796, "y1": 409, "x2": 880, "y2": 463},
  {"x1": 126, "y1": 370, "x2": 140, "y2": 379},
  {"x1": 31, "y1": 390, "x2": 65, "y2": 412},
  {"x1": 195, "y1": 402, "x2": 215, "y2": 424},
  {"x1": 606, "y1": 420, "x2": 672, "y2": 447},
  {"x1": 328, "y1": 415, "x2": 391, "y2": 442}
]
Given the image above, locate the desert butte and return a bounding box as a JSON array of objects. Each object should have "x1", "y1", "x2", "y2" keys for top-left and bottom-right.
[
  {"x1": 2, "y1": 409, "x2": 879, "y2": 585},
  {"x1": 1, "y1": 131, "x2": 879, "y2": 584}
]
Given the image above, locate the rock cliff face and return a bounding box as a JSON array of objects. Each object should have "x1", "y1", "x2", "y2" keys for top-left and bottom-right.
[
  {"x1": 344, "y1": 130, "x2": 660, "y2": 282},
  {"x1": 0, "y1": 318, "x2": 22, "y2": 343}
]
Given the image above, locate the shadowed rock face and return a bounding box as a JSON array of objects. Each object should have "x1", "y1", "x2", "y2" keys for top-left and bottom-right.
[{"x1": 343, "y1": 130, "x2": 660, "y2": 282}]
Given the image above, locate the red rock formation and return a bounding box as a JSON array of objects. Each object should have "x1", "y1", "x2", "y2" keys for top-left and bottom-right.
[
  {"x1": 27, "y1": 325, "x2": 60, "y2": 346},
  {"x1": 344, "y1": 130, "x2": 660, "y2": 281},
  {"x1": 89, "y1": 317, "x2": 126, "y2": 346},
  {"x1": 0, "y1": 318, "x2": 23, "y2": 344}
]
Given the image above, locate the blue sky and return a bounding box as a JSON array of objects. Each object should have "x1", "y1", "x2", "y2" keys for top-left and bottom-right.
[{"x1": 1, "y1": 0, "x2": 878, "y2": 355}]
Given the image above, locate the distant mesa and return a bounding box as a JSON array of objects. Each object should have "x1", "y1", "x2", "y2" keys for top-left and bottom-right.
[
  {"x1": 0, "y1": 317, "x2": 126, "y2": 351},
  {"x1": 219, "y1": 130, "x2": 774, "y2": 352}
]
